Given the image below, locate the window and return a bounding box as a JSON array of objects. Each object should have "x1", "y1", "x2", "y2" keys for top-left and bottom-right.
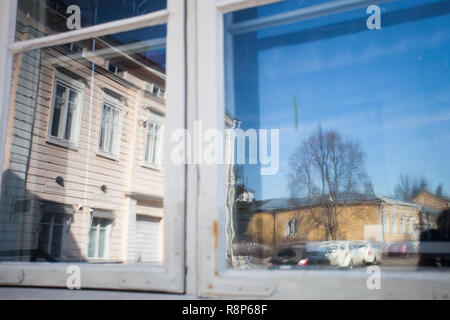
[
  {"x1": 400, "y1": 216, "x2": 405, "y2": 233},
  {"x1": 407, "y1": 217, "x2": 412, "y2": 234},
  {"x1": 192, "y1": 0, "x2": 450, "y2": 299},
  {"x1": 383, "y1": 214, "x2": 389, "y2": 233},
  {"x1": 48, "y1": 72, "x2": 84, "y2": 148},
  {"x1": 98, "y1": 95, "x2": 122, "y2": 158},
  {"x1": 153, "y1": 85, "x2": 165, "y2": 99},
  {"x1": 64, "y1": 42, "x2": 83, "y2": 54},
  {"x1": 88, "y1": 217, "x2": 112, "y2": 259},
  {"x1": 0, "y1": 0, "x2": 185, "y2": 293},
  {"x1": 2, "y1": 0, "x2": 450, "y2": 300},
  {"x1": 145, "y1": 83, "x2": 166, "y2": 99},
  {"x1": 16, "y1": 0, "x2": 167, "y2": 39},
  {"x1": 36, "y1": 202, "x2": 74, "y2": 261},
  {"x1": 37, "y1": 212, "x2": 65, "y2": 259},
  {"x1": 108, "y1": 61, "x2": 124, "y2": 76},
  {"x1": 144, "y1": 112, "x2": 164, "y2": 168},
  {"x1": 286, "y1": 219, "x2": 297, "y2": 237}
]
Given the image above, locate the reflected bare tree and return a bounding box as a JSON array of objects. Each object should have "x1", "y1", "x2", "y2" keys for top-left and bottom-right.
[
  {"x1": 394, "y1": 174, "x2": 428, "y2": 201},
  {"x1": 288, "y1": 126, "x2": 371, "y2": 240},
  {"x1": 436, "y1": 183, "x2": 444, "y2": 197}
]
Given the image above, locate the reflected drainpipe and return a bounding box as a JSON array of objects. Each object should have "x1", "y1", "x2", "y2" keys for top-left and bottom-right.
[{"x1": 377, "y1": 201, "x2": 384, "y2": 243}]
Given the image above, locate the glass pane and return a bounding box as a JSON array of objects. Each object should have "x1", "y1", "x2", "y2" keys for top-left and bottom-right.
[
  {"x1": 16, "y1": 0, "x2": 166, "y2": 40},
  {"x1": 40, "y1": 212, "x2": 53, "y2": 224},
  {"x1": 0, "y1": 24, "x2": 166, "y2": 265},
  {"x1": 64, "y1": 90, "x2": 79, "y2": 140},
  {"x1": 88, "y1": 226, "x2": 97, "y2": 258},
  {"x1": 98, "y1": 227, "x2": 106, "y2": 258},
  {"x1": 144, "y1": 123, "x2": 154, "y2": 163},
  {"x1": 224, "y1": 0, "x2": 450, "y2": 271},
  {"x1": 51, "y1": 84, "x2": 67, "y2": 137},
  {"x1": 53, "y1": 214, "x2": 64, "y2": 225},
  {"x1": 37, "y1": 224, "x2": 51, "y2": 254},
  {"x1": 152, "y1": 125, "x2": 160, "y2": 164},
  {"x1": 51, "y1": 224, "x2": 63, "y2": 258}
]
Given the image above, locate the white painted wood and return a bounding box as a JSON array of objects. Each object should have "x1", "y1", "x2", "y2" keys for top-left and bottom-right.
[
  {"x1": 0, "y1": 287, "x2": 197, "y2": 300},
  {"x1": 0, "y1": 0, "x2": 186, "y2": 294},
  {"x1": 162, "y1": 0, "x2": 186, "y2": 293},
  {"x1": 185, "y1": 0, "x2": 200, "y2": 297},
  {"x1": 9, "y1": 10, "x2": 169, "y2": 54},
  {"x1": 216, "y1": 0, "x2": 283, "y2": 14},
  {"x1": 0, "y1": 0, "x2": 18, "y2": 201},
  {"x1": 227, "y1": 0, "x2": 396, "y2": 34}
]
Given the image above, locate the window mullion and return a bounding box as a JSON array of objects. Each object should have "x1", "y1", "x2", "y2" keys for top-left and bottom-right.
[
  {"x1": 8, "y1": 9, "x2": 169, "y2": 54},
  {"x1": 96, "y1": 225, "x2": 100, "y2": 259},
  {"x1": 47, "y1": 214, "x2": 54, "y2": 256},
  {"x1": 59, "y1": 87, "x2": 70, "y2": 139}
]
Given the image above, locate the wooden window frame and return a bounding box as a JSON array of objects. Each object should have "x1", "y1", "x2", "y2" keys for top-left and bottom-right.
[
  {"x1": 187, "y1": 0, "x2": 450, "y2": 299},
  {"x1": 47, "y1": 70, "x2": 85, "y2": 150},
  {"x1": 87, "y1": 217, "x2": 112, "y2": 260},
  {"x1": 144, "y1": 111, "x2": 164, "y2": 169},
  {"x1": 37, "y1": 211, "x2": 70, "y2": 260},
  {"x1": 0, "y1": 0, "x2": 186, "y2": 294},
  {"x1": 97, "y1": 93, "x2": 124, "y2": 161}
]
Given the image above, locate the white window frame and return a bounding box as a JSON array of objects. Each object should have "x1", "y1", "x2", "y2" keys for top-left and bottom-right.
[
  {"x1": 143, "y1": 111, "x2": 164, "y2": 169},
  {"x1": 145, "y1": 82, "x2": 166, "y2": 100},
  {"x1": 47, "y1": 70, "x2": 85, "y2": 150},
  {"x1": 106, "y1": 60, "x2": 123, "y2": 76},
  {"x1": 97, "y1": 93, "x2": 124, "y2": 160},
  {"x1": 87, "y1": 217, "x2": 112, "y2": 260},
  {"x1": 0, "y1": 0, "x2": 186, "y2": 293},
  {"x1": 37, "y1": 211, "x2": 70, "y2": 260},
  {"x1": 189, "y1": 0, "x2": 450, "y2": 299}
]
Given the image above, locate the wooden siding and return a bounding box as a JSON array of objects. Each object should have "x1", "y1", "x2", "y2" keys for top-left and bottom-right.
[{"x1": 1, "y1": 24, "x2": 166, "y2": 263}]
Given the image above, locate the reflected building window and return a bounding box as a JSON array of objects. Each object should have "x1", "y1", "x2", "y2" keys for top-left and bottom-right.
[
  {"x1": 48, "y1": 71, "x2": 84, "y2": 148},
  {"x1": 286, "y1": 219, "x2": 298, "y2": 237},
  {"x1": 144, "y1": 112, "x2": 164, "y2": 168},
  {"x1": 392, "y1": 207, "x2": 397, "y2": 233},
  {"x1": 98, "y1": 94, "x2": 123, "y2": 158},
  {"x1": 88, "y1": 217, "x2": 112, "y2": 260}
]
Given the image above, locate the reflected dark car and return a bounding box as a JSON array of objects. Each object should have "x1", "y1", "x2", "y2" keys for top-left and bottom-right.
[
  {"x1": 303, "y1": 247, "x2": 332, "y2": 267},
  {"x1": 387, "y1": 242, "x2": 418, "y2": 258},
  {"x1": 267, "y1": 243, "x2": 307, "y2": 270},
  {"x1": 267, "y1": 242, "x2": 330, "y2": 269}
]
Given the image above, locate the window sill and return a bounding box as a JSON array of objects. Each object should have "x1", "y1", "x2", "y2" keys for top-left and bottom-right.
[
  {"x1": 46, "y1": 137, "x2": 79, "y2": 151},
  {"x1": 0, "y1": 287, "x2": 196, "y2": 300},
  {"x1": 96, "y1": 151, "x2": 120, "y2": 162},
  {"x1": 85, "y1": 259, "x2": 122, "y2": 264},
  {"x1": 143, "y1": 163, "x2": 162, "y2": 171}
]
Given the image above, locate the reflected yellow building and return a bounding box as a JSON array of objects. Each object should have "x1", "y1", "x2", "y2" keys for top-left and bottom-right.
[{"x1": 242, "y1": 194, "x2": 440, "y2": 247}]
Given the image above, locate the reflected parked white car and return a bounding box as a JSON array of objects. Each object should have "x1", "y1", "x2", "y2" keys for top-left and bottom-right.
[
  {"x1": 360, "y1": 241, "x2": 383, "y2": 265},
  {"x1": 326, "y1": 241, "x2": 365, "y2": 268}
]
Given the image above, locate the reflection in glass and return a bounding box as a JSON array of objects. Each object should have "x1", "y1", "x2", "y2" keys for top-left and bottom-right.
[
  {"x1": 0, "y1": 9, "x2": 166, "y2": 264},
  {"x1": 224, "y1": 0, "x2": 450, "y2": 271},
  {"x1": 16, "y1": 0, "x2": 166, "y2": 39}
]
